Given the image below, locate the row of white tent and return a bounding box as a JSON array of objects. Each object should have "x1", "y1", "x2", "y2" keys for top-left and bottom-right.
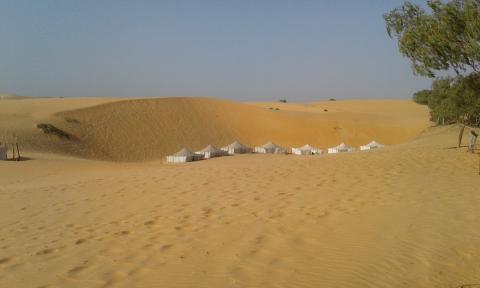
[{"x1": 166, "y1": 140, "x2": 384, "y2": 163}]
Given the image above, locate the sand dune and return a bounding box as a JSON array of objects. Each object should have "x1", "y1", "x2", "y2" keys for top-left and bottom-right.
[
  {"x1": 0, "y1": 124, "x2": 479, "y2": 287},
  {"x1": 0, "y1": 97, "x2": 118, "y2": 156},
  {"x1": 0, "y1": 97, "x2": 429, "y2": 161},
  {"x1": 5, "y1": 96, "x2": 480, "y2": 287}
]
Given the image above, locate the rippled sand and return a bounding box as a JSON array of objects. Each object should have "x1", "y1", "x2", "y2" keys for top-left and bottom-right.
[{"x1": 1, "y1": 124, "x2": 480, "y2": 287}]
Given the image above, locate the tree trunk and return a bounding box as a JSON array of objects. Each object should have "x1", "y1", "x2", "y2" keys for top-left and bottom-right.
[
  {"x1": 11, "y1": 143, "x2": 15, "y2": 160},
  {"x1": 458, "y1": 124, "x2": 466, "y2": 148},
  {"x1": 15, "y1": 143, "x2": 20, "y2": 161}
]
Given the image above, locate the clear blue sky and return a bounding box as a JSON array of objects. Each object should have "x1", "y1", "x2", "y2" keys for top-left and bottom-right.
[{"x1": 0, "y1": 0, "x2": 431, "y2": 101}]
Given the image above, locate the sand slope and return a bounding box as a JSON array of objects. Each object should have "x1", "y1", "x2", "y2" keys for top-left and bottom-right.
[
  {"x1": 0, "y1": 97, "x2": 118, "y2": 156},
  {"x1": 0, "y1": 97, "x2": 428, "y2": 161},
  {"x1": 0, "y1": 125, "x2": 479, "y2": 288}
]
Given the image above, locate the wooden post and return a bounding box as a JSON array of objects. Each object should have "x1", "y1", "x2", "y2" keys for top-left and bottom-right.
[
  {"x1": 11, "y1": 143, "x2": 15, "y2": 161},
  {"x1": 15, "y1": 143, "x2": 20, "y2": 161},
  {"x1": 458, "y1": 124, "x2": 465, "y2": 148}
]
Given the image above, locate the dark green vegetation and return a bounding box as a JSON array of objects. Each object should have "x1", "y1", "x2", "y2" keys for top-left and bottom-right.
[
  {"x1": 37, "y1": 123, "x2": 71, "y2": 139},
  {"x1": 413, "y1": 75, "x2": 480, "y2": 125},
  {"x1": 384, "y1": 0, "x2": 480, "y2": 127}
]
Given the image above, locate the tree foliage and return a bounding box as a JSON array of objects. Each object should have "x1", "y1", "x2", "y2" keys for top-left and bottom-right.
[
  {"x1": 384, "y1": 0, "x2": 480, "y2": 77},
  {"x1": 413, "y1": 89, "x2": 432, "y2": 105},
  {"x1": 385, "y1": 0, "x2": 480, "y2": 128},
  {"x1": 413, "y1": 73, "x2": 480, "y2": 126}
]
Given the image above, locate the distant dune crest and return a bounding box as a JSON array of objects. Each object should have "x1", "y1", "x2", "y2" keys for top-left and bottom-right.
[
  {"x1": 0, "y1": 97, "x2": 429, "y2": 161},
  {"x1": 0, "y1": 93, "x2": 29, "y2": 100}
]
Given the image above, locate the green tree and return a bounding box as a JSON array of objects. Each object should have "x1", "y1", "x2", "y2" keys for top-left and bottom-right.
[
  {"x1": 417, "y1": 75, "x2": 480, "y2": 125},
  {"x1": 413, "y1": 89, "x2": 432, "y2": 105},
  {"x1": 384, "y1": 0, "x2": 480, "y2": 77},
  {"x1": 385, "y1": 0, "x2": 480, "y2": 147}
]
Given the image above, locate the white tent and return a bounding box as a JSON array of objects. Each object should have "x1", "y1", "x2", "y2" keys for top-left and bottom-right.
[
  {"x1": 360, "y1": 140, "x2": 384, "y2": 151},
  {"x1": 254, "y1": 141, "x2": 287, "y2": 154},
  {"x1": 327, "y1": 143, "x2": 354, "y2": 154},
  {"x1": 196, "y1": 144, "x2": 228, "y2": 159},
  {"x1": 292, "y1": 144, "x2": 322, "y2": 155},
  {"x1": 0, "y1": 147, "x2": 6, "y2": 160},
  {"x1": 221, "y1": 141, "x2": 252, "y2": 155},
  {"x1": 166, "y1": 148, "x2": 204, "y2": 163}
]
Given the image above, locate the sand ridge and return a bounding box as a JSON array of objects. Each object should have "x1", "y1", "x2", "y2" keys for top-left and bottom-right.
[{"x1": 0, "y1": 97, "x2": 429, "y2": 161}]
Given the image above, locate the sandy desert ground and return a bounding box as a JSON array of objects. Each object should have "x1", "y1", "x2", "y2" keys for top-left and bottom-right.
[{"x1": 1, "y1": 97, "x2": 480, "y2": 288}]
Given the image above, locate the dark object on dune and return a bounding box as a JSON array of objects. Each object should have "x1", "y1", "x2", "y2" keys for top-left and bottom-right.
[
  {"x1": 64, "y1": 117, "x2": 80, "y2": 124},
  {"x1": 328, "y1": 98, "x2": 336, "y2": 101},
  {"x1": 279, "y1": 99, "x2": 287, "y2": 103},
  {"x1": 324, "y1": 109, "x2": 328, "y2": 112},
  {"x1": 275, "y1": 108, "x2": 280, "y2": 110},
  {"x1": 37, "y1": 123, "x2": 71, "y2": 139}
]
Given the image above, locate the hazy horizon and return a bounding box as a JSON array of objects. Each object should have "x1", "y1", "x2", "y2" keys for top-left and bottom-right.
[{"x1": 0, "y1": 0, "x2": 431, "y2": 101}]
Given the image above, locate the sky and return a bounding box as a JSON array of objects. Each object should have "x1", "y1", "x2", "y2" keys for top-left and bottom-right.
[{"x1": 0, "y1": 0, "x2": 432, "y2": 101}]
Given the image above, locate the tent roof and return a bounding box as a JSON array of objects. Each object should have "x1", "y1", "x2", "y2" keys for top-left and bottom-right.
[
  {"x1": 335, "y1": 143, "x2": 351, "y2": 149},
  {"x1": 293, "y1": 144, "x2": 316, "y2": 151},
  {"x1": 261, "y1": 141, "x2": 282, "y2": 149},
  {"x1": 172, "y1": 148, "x2": 195, "y2": 157},
  {"x1": 225, "y1": 140, "x2": 250, "y2": 149},
  {"x1": 299, "y1": 144, "x2": 318, "y2": 150},
  {"x1": 367, "y1": 140, "x2": 383, "y2": 147},
  {"x1": 198, "y1": 144, "x2": 222, "y2": 153}
]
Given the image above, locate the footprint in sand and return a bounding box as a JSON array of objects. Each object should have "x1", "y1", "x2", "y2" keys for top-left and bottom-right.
[
  {"x1": 160, "y1": 244, "x2": 173, "y2": 251},
  {"x1": 67, "y1": 265, "x2": 87, "y2": 276},
  {"x1": 114, "y1": 231, "x2": 130, "y2": 236},
  {"x1": 144, "y1": 220, "x2": 156, "y2": 226},
  {"x1": 75, "y1": 239, "x2": 87, "y2": 245},
  {"x1": 36, "y1": 248, "x2": 57, "y2": 255}
]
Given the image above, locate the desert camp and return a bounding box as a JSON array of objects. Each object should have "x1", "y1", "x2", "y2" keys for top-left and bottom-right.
[
  {"x1": 2, "y1": 1, "x2": 480, "y2": 288},
  {"x1": 167, "y1": 140, "x2": 383, "y2": 163}
]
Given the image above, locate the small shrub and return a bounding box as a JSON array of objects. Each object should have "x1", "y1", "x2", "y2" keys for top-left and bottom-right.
[
  {"x1": 328, "y1": 98, "x2": 336, "y2": 101},
  {"x1": 324, "y1": 109, "x2": 328, "y2": 112},
  {"x1": 37, "y1": 123, "x2": 70, "y2": 139},
  {"x1": 279, "y1": 99, "x2": 287, "y2": 103}
]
